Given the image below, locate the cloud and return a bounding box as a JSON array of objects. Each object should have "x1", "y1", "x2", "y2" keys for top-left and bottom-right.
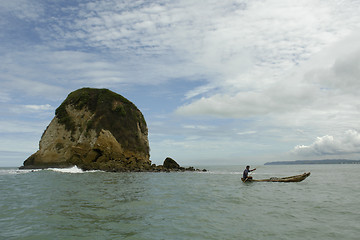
[
  {"x1": 237, "y1": 131, "x2": 257, "y2": 136},
  {"x1": 175, "y1": 84, "x2": 317, "y2": 118},
  {"x1": 0, "y1": 120, "x2": 48, "y2": 134},
  {"x1": 2, "y1": 0, "x2": 360, "y2": 165},
  {"x1": 171, "y1": 0, "x2": 360, "y2": 118},
  {"x1": 292, "y1": 130, "x2": 360, "y2": 156},
  {"x1": 0, "y1": 0, "x2": 42, "y2": 21},
  {"x1": 0, "y1": 92, "x2": 11, "y2": 103},
  {"x1": 10, "y1": 104, "x2": 53, "y2": 113},
  {"x1": 176, "y1": 30, "x2": 360, "y2": 122},
  {"x1": 38, "y1": 0, "x2": 348, "y2": 88},
  {"x1": 304, "y1": 43, "x2": 360, "y2": 94},
  {"x1": 149, "y1": 135, "x2": 269, "y2": 165},
  {"x1": 4, "y1": 0, "x2": 360, "y2": 100},
  {"x1": 0, "y1": 48, "x2": 132, "y2": 100},
  {"x1": 1, "y1": 74, "x2": 66, "y2": 101}
]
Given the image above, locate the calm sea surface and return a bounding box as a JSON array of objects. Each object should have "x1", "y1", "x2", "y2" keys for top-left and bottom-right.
[{"x1": 1, "y1": 164, "x2": 359, "y2": 240}]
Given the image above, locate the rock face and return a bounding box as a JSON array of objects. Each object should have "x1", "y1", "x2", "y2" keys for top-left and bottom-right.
[
  {"x1": 163, "y1": 157, "x2": 181, "y2": 169},
  {"x1": 21, "y1": 88, "x2": 151, "y2": 171}
]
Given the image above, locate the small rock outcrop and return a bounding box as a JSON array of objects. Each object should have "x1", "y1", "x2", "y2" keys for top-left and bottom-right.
[
  {"x1": 158, "y1": 157, "x2": 206, "y2": 172},
  {"x1": 21, "y1": 88, "x2": 150, "y2": 171},
  {"x1": 163, "y1": 157, "x2": 181, "y2": 169}
]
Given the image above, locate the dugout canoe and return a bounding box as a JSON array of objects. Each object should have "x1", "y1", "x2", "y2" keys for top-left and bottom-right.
[{"x1": 242, "y1": 172, "x2": 310, "y2": 182}]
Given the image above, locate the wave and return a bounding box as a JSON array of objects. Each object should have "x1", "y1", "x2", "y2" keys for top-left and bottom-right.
[
  {"x1": 45, "y1": 166, "x2": 101, "y2": 174},
  {"x1": 203, "y1": 171, "x2": 242, "y2": 175},
  {"x1": 0, "y1": 166, "x2": 103, "y2": 175},
  {"x1": 0, "y1": 168, "x2": 42, "y2": 175},
  {"x1": 45, "y1": 165, "x2": 84, "y2": 173}
]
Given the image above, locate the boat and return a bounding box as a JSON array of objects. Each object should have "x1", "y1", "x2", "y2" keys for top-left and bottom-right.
[{"x1": 241, "y1": 172, "x2": 310, "y2": 182}]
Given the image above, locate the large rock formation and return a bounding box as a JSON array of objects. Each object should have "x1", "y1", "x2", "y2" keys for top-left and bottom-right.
[{"x1": 21, "y1": 88, "x2": 151, "y2": 171}]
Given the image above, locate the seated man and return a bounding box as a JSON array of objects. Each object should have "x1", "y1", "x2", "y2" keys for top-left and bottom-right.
[{"x1": 242, "y1": 165, "x2": 256, "y2": 181}]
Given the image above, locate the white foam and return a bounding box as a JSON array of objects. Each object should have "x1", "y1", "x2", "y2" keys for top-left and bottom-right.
[
  {"x1": 0, "y1": 168, "x2": 42, "y2": 175},
  {"x1": 204, "y1": 171, "x2": 242, "y2": 175},
  {"x1": 46, "y1": 166, "x2": 102, "y2": 173},
  {"x1": 0, "y1": 166, "x2": 101, "y2": 175},
  {"x1": 46, "y1": 165, "x2": 85, "y2": 173}
]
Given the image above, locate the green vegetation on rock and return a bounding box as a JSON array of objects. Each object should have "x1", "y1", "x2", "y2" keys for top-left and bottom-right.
[
  {"x1": 20, "y1": 88, "x2": 206, "y2": 172},
  {"x1": 55, "y1": 88, "x2": 149, "y2": 154}
]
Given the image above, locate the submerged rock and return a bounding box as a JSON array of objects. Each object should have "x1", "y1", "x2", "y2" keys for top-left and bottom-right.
[{"x1": 21, "y1": 88, "x2": 150, "y2": 171}]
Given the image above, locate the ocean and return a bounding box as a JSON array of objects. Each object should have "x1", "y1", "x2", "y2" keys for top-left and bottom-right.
[{"x1": 0, "y1": 164, "x2": 359, "y2": 240}]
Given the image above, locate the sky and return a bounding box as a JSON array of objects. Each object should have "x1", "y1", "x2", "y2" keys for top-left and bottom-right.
[{"x1": 1, "y1": 0, "x2": 360, "y2": 167}]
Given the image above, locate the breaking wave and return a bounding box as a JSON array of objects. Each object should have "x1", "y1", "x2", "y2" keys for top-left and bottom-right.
[{"x1": 46, "y1": 166, "x2": 101, "y2": 173}]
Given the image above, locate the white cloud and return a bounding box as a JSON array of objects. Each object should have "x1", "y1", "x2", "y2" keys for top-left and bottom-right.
[
  {"x1": 237, "y1": 131, "x2": 257, "y2": 136},
  {"x1": 182, "y1": 125, "x2": 215, "y2": 130},
  {"x1": 41, "y1": 0, "x2": 353, "y2": 88},
  {"x1": 0, "y1": 49, "x2": 128, "y2": 99},
  {"x1": 21, "y1": 104, "x2": 54, "y2": 112},
  {"x1": 292, "y1": 130, "x2": 360, "y2": 156},
  {"x1": 0, "y1": 0, "x2": 42, "y2": 20},
  {"x1": 1, "y1": 75, "x2": 66, "y2": 100},
  {"x1": 176, "y1": 30, "x2": 360, "y2": 123},
  {"x1": 0, "y1": 92, "x2": 11, "y2": 103},
  {"x1": 175, "y1": 27, "x2": 360, "y2": 161},
  {"x1": 173, "y1": 0, "x2": 360, "y2": 118},
  {"x1": 175, "y1": 83, "x2": 317, "y2": 118},
  {"x1": 149, "y1": 136, "x2": 270, "y2": 165},
  {"x1": 2, "y1": 0, "x2": 360, "y2": 165},
  {"x1": 4, "y1": 0, "x2": 360, "y2": 101},
  {"x1": 304, "y1": 47, "x2": 360, "y2": 94},
  {"x1": 0, "y1": 120, "x2": 48, "y2": 134}
]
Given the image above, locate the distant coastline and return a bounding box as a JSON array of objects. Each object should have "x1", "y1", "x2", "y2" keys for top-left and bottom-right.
[{"x1": 264, "y1": 159, "x2": 360, "y2": 165}]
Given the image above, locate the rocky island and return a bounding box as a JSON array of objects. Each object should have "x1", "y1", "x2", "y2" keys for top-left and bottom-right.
[{"x1": 20, "y1": 88, "x2": 204, "y2": 172}]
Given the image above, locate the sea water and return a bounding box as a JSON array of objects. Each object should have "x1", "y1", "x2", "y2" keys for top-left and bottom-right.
[{"x1": 0, "y1": 165, "x2": 359, "y2": 240}]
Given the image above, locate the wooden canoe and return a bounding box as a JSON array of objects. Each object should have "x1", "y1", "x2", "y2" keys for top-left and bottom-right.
[{"x1": 242, "y1": 172, "x2": 310, "y2": 182}]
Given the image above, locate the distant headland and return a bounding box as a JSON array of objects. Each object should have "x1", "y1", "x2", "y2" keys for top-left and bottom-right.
[{"x1": 265, "y1": 159, "x2": 360, "y2": 165}]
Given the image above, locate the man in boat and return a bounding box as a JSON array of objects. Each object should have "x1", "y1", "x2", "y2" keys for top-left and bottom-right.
[{"x1": 243, "y1": 165, "x2": 256, "y2": 181}]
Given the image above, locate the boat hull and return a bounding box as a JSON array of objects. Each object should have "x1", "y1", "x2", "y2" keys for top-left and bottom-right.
[{"x1": 242, "y1": 172, "x2": 310, "y2": 182}]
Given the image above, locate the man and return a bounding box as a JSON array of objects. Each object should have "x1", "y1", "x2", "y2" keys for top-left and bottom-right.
[{"x1": 243, "y1": 165, "x2": 256, "y2": 181}]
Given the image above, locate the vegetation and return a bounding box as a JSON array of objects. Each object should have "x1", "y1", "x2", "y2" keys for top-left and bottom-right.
[{"x1": 55, "y1": 88, "x2": 149, "y2": 155}]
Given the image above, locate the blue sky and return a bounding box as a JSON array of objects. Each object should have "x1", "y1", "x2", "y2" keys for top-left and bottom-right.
[{"x1": 1, "y1": 0, "x2": 360, "y2": 167}]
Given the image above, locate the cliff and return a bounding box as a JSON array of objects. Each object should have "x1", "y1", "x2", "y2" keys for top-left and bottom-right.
[{"x1": 21, "y1": 88, "x2": 151, "y2": 172}]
